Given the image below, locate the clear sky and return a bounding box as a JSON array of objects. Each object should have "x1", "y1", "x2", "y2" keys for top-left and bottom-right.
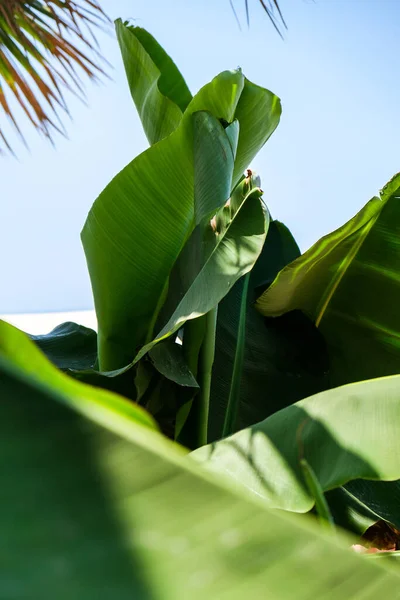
[{"x1": 1, "y1": 0, "x2": 400, "y2": 314}]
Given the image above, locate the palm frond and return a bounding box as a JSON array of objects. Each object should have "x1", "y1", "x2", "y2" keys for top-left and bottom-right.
[
  {"x1": 244, "y1": 0, "x2": 287, "y2": 36},
  {"x1": 0, "y1": 1, "x2": 110, "y2": 155}
]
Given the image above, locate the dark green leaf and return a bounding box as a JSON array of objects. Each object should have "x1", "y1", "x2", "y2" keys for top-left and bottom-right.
[
  {"x1": 208, "y1": 221, "x2": 329, "y2": 441},
  {"x1": 149, "y1": 338, "x2": 199, "y2": 388},
  {"x1": 30, "y1": 321, "x2": 97, "y2": 371},
  {"x1": 345, "y1": 479, "x2": 400, "y2": 532},
  {"x1": 326, "y1": 487, "x2": 380, "y2": 536}
]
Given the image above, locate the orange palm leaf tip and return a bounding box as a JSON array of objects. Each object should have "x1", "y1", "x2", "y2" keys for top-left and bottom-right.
[{"x1": 0, "y1": 0, "x2": 110, "y2": 155}]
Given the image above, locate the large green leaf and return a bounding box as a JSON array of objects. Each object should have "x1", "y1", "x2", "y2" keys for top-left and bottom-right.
[
  {"x1": 82, "y1": 71, "x2": 241, "y2": 370},
  {"x1": 83, "y1": 64, "x2": 280, "y2": 371},
  {"x1": 207, "y1": 221, "x2": 329, "y2": 442},
  {"x1": 193, "y1": 375, "x2": 400, "y2": 515},
  {"x1": 116, "y1": 20, "x2": 192, "y2": 145},
  {"x1": 2, "y1": 331, "x2": 400, "y2": 597},
  {"x1": 256, "y1": 173, "x2": 400, "y2": 387},
  {"x1": 0, "y1": 320, "x2": 156, "y2": 433}
]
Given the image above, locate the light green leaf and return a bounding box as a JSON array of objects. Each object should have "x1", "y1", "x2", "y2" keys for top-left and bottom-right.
[
  {"x1": 116, "y1": 20, "x2": 192, "y2": 145},
  {"x1": 232, "y1": 78, "x2": 281, "y2": 184},
  {"x1": 256, "y1": 173, "x2": 400, "y2": 387},
  {"x1": 2, "y1": 337, "x2": 400, "y2": 598},
  {"x1": 135, "y1": 186, "x2": 269, "y2": 361},
  {"x1": 0, "y1": 320, "x2": 156, "y2": 433},
  {"x1": 193, "y1": 114, "x2": 239, "y2": 226},
  {"x1": 193, "y1": 375, "x2": 400, "y2": 514}
]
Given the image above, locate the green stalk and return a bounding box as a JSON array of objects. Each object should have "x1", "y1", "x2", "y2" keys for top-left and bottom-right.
[
  {"x1": 196, "y1": 307, "x2": 218, "y2": 447},
  {"x1": 183, "y1": 317, "x2": 206, "y2": 379},
  {"x1": 222, "y1": 272, "x2": 250, "y2": 438},
  {"x1": 300, "y1": 458, "x2": 335, "y2": 533},
  {"x1": 177, "y1": 316, "x2": 207, "y2": 448}
]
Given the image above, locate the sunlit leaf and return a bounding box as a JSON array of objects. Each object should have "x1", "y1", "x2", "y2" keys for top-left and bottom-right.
[
  {"x1": 257, "y1": 173, "x2": 400, "y2": 387},
  {"x1": 193, "y1": 375, "x2": 400, "y2": 515},
  {"x1": 83, "y1": 53, "x2": 280, "y2": 370},
  {"x1": 116, "y1": 20, "x2": 192, "y2": 145}
]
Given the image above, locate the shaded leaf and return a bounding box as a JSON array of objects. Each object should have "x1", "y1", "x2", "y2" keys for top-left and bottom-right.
[
  {"x1": 345, "y1": 479, "x2": 400, "y2": 533},
  {"x1": 149, "y1": 338, "x2": 199, "y2": 388},
  {"x1": 208, "y1": 220, "x2": 329, "y2": 442},
  {"x1": 326, "y1": 487, "x2": 380, "y2": 536},
  {"x1": 30, "y1": 321, "x2": 97, "y2": 371},
  {"x1": 0, "y1": 320, "x2": 155, "y2": 432}
]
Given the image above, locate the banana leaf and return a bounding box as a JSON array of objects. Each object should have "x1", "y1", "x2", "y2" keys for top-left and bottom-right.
[
  {"x1": 116, "y1": 20, "x2": 192, "y2": 145},
  {"x1": 135, "y1": 185, "x2": 268, "y2": 362},
  {"x1": 193, "y1": 374, "x2": 400, "y2": 516},
  {"x1": 83, "y1": 26, "x2": 281, "y2": 371},
  {"x1": 256, "y1": 173, "x2": 400, "y2": 387},
  {"x1": 2, "y1": 323, "x2": 400, "y2": 598}
]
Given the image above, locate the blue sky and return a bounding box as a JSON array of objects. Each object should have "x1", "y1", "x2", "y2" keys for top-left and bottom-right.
[{"x1": 1, "y1": 0, "x2": 400, "y2": 313}]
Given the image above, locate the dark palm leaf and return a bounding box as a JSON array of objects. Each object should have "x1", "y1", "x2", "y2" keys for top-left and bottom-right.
[
  {"x1": 239, "y1": 0, "x2": 286, "y2": 36},
  {"x1": 0, "y1": 1, "x2": 110, "y2": 154}
]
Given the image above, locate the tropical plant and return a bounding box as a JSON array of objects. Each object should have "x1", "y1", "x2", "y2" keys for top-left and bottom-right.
[
  {"x1": 3, "y1": 17, "x2": 400, "y2": 596},
  {"x1": 0, "y1": 0, "x2": 286, "y2": 155},
  {"x1": 0, "y1": 0, "x2": 109, "y2": 153},
  {"x1": 3, "y1": 320, "x2": 400, "y2": 599}
]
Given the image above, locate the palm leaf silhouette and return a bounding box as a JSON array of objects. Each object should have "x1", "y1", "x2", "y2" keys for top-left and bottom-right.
[{"x1": 0, "y1": 0, "x2": 109, "y2": 154}]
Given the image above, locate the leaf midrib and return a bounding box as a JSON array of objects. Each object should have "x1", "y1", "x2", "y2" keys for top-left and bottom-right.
[{"x1": 315, "y1": 208, "x2": 382, "y2": 328}]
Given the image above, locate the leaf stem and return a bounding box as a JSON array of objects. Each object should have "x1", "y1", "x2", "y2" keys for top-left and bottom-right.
[
  {"x1": 300, "y1": 458, "x2": 335, "y2": 533},
  {"x1": 222, "y1": 272, "x2": 250, "y2": 438},
  {"x1": 196, "y1": 307, "x2": 218, "y2": 447}
]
